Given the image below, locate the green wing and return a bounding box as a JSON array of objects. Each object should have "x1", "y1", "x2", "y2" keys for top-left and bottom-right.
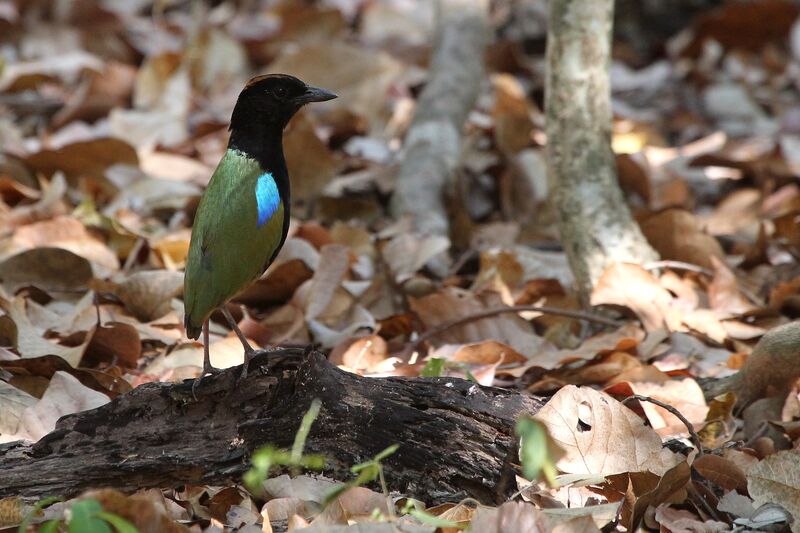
[{"x1": 183, "y1": 150, "x2": 285, "y2": 339}]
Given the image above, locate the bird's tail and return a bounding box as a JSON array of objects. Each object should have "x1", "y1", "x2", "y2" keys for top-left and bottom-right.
[{"x1": 184, "y1": 314, "x2": 202, "y2": 340}]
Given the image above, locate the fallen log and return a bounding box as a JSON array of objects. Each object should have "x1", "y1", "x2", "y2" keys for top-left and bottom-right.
[{"x1": 0, "y1": 348, "x2": 544, "y2": 505}]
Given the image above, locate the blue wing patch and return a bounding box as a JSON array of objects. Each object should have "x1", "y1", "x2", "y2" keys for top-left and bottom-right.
[{"x1": 255, "y1": 172, "x2": 281, "y2": 227}]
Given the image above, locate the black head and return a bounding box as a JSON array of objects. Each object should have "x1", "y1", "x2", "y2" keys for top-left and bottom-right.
[{"x1": 229, "y1": 74, "x2": 337, "y2": 134}]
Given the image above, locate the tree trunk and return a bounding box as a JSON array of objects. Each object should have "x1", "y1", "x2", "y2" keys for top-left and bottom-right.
[
  {"x1": 0, "y1": 349, "x2": 544, "y2": 505},
  {"x1": 389, "y1": 0, "x2": 489, "y2": 237},
  {"x1": 545, "y1": 0, "x2": 659, "y2": 305}
]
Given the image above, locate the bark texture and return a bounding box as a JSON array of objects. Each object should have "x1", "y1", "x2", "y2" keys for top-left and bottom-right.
[
  {"x1": 390, "y1": 0, "x2": 489, "y2": 236},
  {"x1": 0, "y1": 349, "x2": 544, "y2": 505},
  {"x1": 545, "y1": 0, "x2": 659, "y2": 304}
]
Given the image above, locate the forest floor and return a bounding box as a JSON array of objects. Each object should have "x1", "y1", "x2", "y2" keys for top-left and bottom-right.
[{"x1": 1, "y1": 1, "x2": 800, "y2": 531}]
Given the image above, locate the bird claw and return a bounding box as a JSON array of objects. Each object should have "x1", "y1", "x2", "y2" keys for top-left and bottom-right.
[{"x1": 191, "y1": 365, "x2": 222, "y2": 400}]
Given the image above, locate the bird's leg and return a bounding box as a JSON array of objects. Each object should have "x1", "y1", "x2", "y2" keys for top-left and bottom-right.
[
  {"x1": 192, "y1": 319, "x2": 219, "y2": 399},
  {"x1": 221, "y1": 306, "x2": 257, "y2": 381},
  {"x1": 201, "y1": 319, "x2": 218, "y2": 373},
  {"x1": 221, "y1": 306, "x2": 256, "y2": 353}
]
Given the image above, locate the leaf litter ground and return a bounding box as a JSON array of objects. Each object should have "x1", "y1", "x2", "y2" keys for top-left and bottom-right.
[{"x1": 1, "y1": 1, "x2": 800, "y2": 531}]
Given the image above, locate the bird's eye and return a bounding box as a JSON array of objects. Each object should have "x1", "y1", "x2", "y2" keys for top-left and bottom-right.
[{"x1": 272, "y1": 86, "x2": 288, "y2": 99}]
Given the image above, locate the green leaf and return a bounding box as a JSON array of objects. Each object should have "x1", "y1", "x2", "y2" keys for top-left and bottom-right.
[
  {"x1": 351, "y1": 464, "x2": 380, "y2": 484},
  {"x1": 463, "y1": 367, "x2": 477, "y2": 383},
  {"x1": 97, "y1": 512, "x2": 139, "y2": 533},
  {"x1": 372, "y1": 444, "x2": 399, "y2": 463},
  {"x1": 38, "y1": 520, "x2": 61, "y2": 533},
  {"x1": 250, "y1": 445, "x2": 279, "y2": 470},
  {"x1": 300, "y1": 454, "x2": 326, "y2": 470},
  {"x1": 409, "y1": 509, "x2": 465, "y2": 529},
  {"x1": 244, "y1": 401, "x2": 327, "y2": 495},
  {"x1": 323, "y1": 483, "x2": 351, "y2": 504},
  {"x1": 69, "y1": 516, "x2": 112, "y2": 533},
  {"x1": 68, "y1": 500, "x2": 111, "y2": 533},
  {"x1": 18, "y1": 496, "x2": 63, "y2": 533},
  {"x1": 291, "y1": 398, "x2": 322, "y2": 465},
  {"x1": 516, "y1": 417, "x2": 559, "y2": 485},
  {"x1": 420, "y1": 358, "x2": 445, "y2": 377},
  {"x1": 243, "y1": 469, "x2": 262, "y2": 494},
  {"x1": 324, "y1": 444, "x2": 400, "y2": 506}
]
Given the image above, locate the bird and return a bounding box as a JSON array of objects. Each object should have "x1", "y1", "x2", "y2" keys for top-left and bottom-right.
[{"x1": 183, "y1": 74, "x2": 336, "y2": 387}]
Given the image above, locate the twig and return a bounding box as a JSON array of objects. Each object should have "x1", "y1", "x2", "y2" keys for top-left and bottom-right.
[
  {"x1": 622, "y1": 394, "x2": 704, "y2": 455},
  {"x1": 643, "y1": 260, "x2": 712, "y2": 276},
  {"x1": 686, "y1": 482, "x2": 725, "y2": 523},
  {"x1": 742, "y1": 421, "x2": 770, "y2": 448},
  {"x1": 400, "y1": 305, "x2": 622, "y2": 358},
  {"x1": 447, "y1": 249, "x2": 476, "y2": 278}
]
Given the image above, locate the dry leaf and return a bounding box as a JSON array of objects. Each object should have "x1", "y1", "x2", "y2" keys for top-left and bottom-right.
[
  {"x1": 717, "y1": 490, "x2": 756, "y2": 518},
  {"x1": 0, "y1": 380, "x2": 36, "y2": 443},
  {"x1": 139, "y1": 152, "x2": 212, "y2": 183},
  {"x1": 110, "y1": 66, "x2": 191, "y2": 148},
  {"x1": 707, "y1": 257, "x2": 755, "y2": 315},
  {"x1": 0, "y1": 295, "x2": 92, "y2": 366},
  {"x1": 625, "y1": 378, "x2": 709, "y2": 437},
  {"x1": 469, "y1": 501, "x2": 600, "y2": 533},
  {"x1": 263, "y1": 498, "x2": 306, "y2": 522},
  {"x1": 0, "y1": 215, "x2": 119, "y2": 272},
  {"x1": 269, "y1": 41, "x2": 403, "y2": 127},
  {"x1": 492, "y1": 74, "x2": 535, "y2": 157},
  {"x1": 382, "y1": 233, "x2": 450, "y2": 282},
  {"x1": 16, "y1": 371, "x2": 109, "y2": 442},
  {"x1": 1, "y1": 172, "x2": 68, "y2": 230},
  {"x1": 304, "y1": 244, "x2": 350, "y2": 320},
  {"x1": 534, "y1": 385, "x2": 682, "y2": 476},
  {"x1": 0, "y1": 354, "x2": 130, "y2": 399},
  {"x1": 629, "y1": 461, "x2": 690, "y2": 531},
  {"x1": 410, "y1": 287, "x2": 552, "y2": 358},
  {"x1": 591, "y1": 263, "x2": 680, "y2": 332},
  {"x1": 0, "y1": 247, "x2": 92, "y2": 293},
  {"x1": 329, "y1": 335, "x2": 391, "y2": 373},
  {"x1": 83, "y1": 321, "x2": 142, "y2": 368},
  {"x1": 52, "y1": 62, "x2": 136, "y2": 128},
  {"x1": 145, "y1": 336, "x2": 246, "y2": 377},
  {"x1": 681, "y1": 0, "x2": 799, "y2": 56},
  {"x1": 652, "y1": 505, "x2": 728, "y2": 533},
  {"x1": 639, "y1": 209, "x2": 724, "y2": 270},
  {"x1": 451, "y1": 340, "x2": 529, "y2": 366},
  {"x1": 285, "y1": 111, "x2": 339, "y2": 201},
  {"x1": 25, "y1": 138, "x2": 138, "y2": 185},
  {"x1": 747, "y1": 449, "x2": 800, "y2": 530},
  {"x1": 110, "y1": 270, "x2": 184, "y2": 322},
  {"x1": 693, "y1": 454, "x2": 748, "y2": 493},
  {"x1": 83, "y1": 489, "x2": 191, "y2": 533}
]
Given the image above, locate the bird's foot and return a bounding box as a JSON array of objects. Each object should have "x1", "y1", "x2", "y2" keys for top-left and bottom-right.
[
  {"x1": 237, "y1": 349, "x2": 258, "y2": 384},
  {"x1": 192, "y1": 365, "x2": 222, "y2": 400}
]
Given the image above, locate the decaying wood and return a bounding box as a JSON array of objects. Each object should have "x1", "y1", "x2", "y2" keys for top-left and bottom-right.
[
  {"x1": 389, "y1": 0, "x2": 489, "y2": 237},
  {"x1": 0, "y1": 349, "x2": 544, "y2": 505},
  {"x1": 545, "y1": 0, "x2": 659, "y2": 305}
]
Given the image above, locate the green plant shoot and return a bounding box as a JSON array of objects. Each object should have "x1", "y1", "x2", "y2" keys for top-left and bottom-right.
[
  {"x1": 516, "y1": 417, "x2": 561, "y2": 486},
  {"x1": 244, "y1": 399, "x2": 326, "y2": 495},
  {"x1": 324, "y1": 444, "x2": 400, "y2": 505}
]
